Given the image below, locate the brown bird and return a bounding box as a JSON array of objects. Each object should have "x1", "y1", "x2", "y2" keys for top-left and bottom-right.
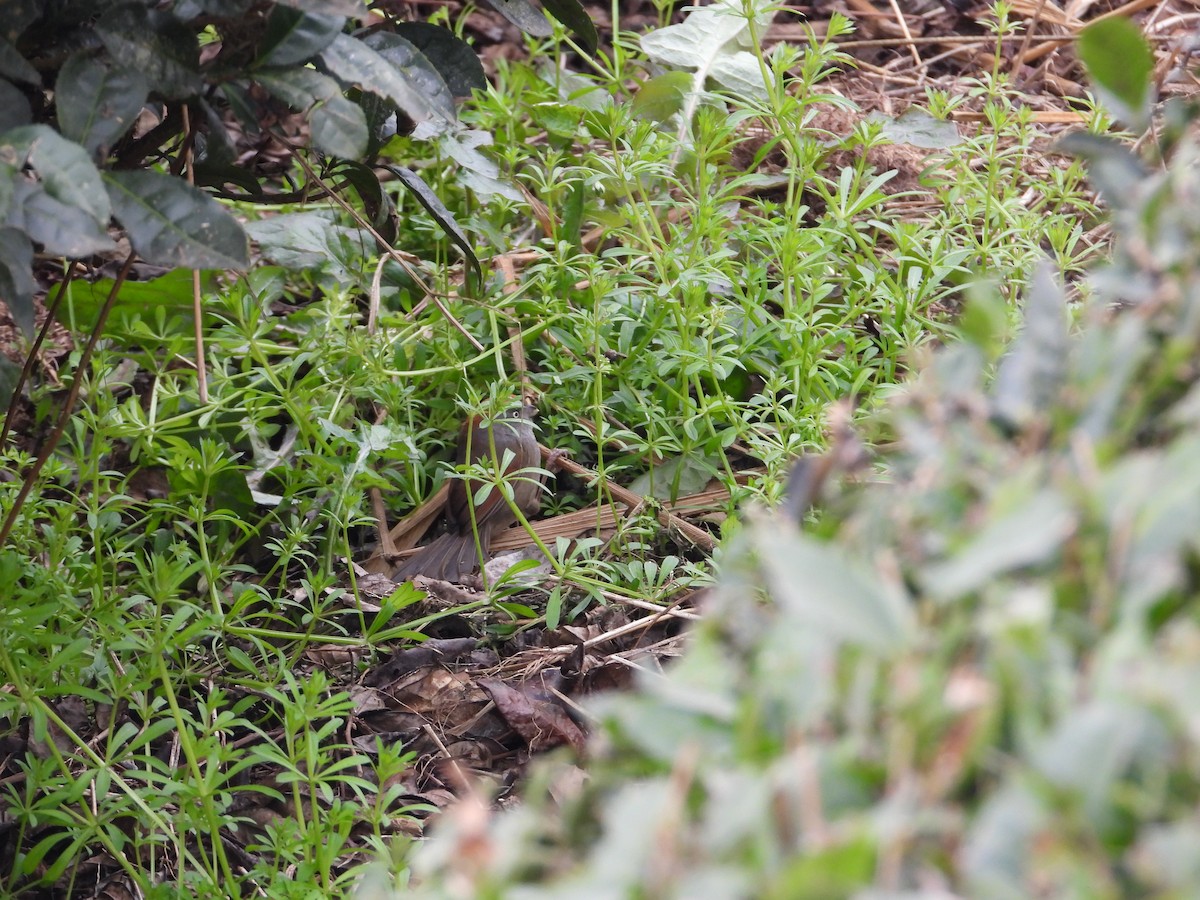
[{"x1": 393, "y1": 408, "x2": 543, "y2": 583}]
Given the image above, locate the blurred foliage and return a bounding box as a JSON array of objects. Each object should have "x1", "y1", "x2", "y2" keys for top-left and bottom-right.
[{"x1": 395, "y1": 26, "x2": 1200, "y2": 900}]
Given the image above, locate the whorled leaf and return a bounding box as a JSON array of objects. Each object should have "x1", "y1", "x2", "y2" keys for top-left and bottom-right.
[{"x1": 104, "y1": 170, "x2": 248, "y2": 270}]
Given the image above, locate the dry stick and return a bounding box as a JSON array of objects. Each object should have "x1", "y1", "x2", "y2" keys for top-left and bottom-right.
[
  {"x1": 550, "y1": 451, "x2": 716, "y2": 552},
  {"x1": 1020, "y1": 0, "x2": 1167, "y2": 64},
  {"x1": 0, "y1": 267, "x2": 76, "y2": 447},
  {"x1": 833, "y1": 33, "x2": 1072, "y2": 50},
  {"x1": 884, "y1": 0, "x2": 922, "y2": 70},
  {"x1": 1013, "y1": 0, "x2": 1051, "y2": 76},
  {"x1": 0, "y1": 254, "x2": 137, "y2": 546},
  {"x1": 181, "y1": 105, "x2": 209, "y2": 404}
]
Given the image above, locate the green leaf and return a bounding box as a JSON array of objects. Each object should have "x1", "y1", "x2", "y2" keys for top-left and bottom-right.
[
  {"x1": 56, "y1": 53, "x2": 149, "y2": 158},
  {"x1": 436, "y1": 128, "x2": 522, "y2": 202},
  {"x1": 632, "y1": 72, "x2": 693, "y2": 124},
  {"x1": 104, "y1": 170, "x2": 248, "y2": 270},
  {"x1": 385, "y1": 165, "x2": 480, "y2": 291},
  {"x1": 0, "y1": 226, "x2": 35, "y2": 336},
  {"x1": 639, "y1": 0, "x2": 775, "y2": 103},
  {"x1": 0, "y1": 77, "x2": 31, "y2": 132},
  {"x1": 256, "y1": 68, "x2": 369, "y2": 158},
  {"x1": 392, "y1": 23, "x2": 486, "y2": 100},
  {"x1": 539, "y1": 0, "x2": 598, "y2": 52},
  {"x1": 244, "y1": 210, "x2": 371, "y2": 281},
  {"x1": 319, "y1": 32, "x2": 452, "y2": 140},
  {"x1": 65, "y1": 268, "x2": 219, "y2": 333},
  {"x1": 922, "y1": 488, "x2": 1075, "y2": 601},
  {"x1": 751, "y1": 522, "x2": 914, "y2": 651},
  {"x1": 258, "y1": 7, "x2": 345, "y2": 67},
  {"x1": 870, "y1": 107, "x2": 963, "y2": 149},
  {"x1": 1078, "y1": 17, "x2": 1154, "y2": 132},
  {"x1": 95, "y1": 6, "x2": 202, "y2": 100}
]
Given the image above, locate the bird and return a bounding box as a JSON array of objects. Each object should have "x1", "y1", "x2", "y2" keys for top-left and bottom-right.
[{"x1": 392, "y1": 408, "x2": 543, "y2": 583}]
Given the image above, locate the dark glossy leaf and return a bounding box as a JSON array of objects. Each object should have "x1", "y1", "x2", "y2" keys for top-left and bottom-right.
[
  {"x1": 331, "y1": 159, "x2": 395, "y2": 240},
  {"x1": 190, "y1": 162, "x2": 262, "y2": 195},
  {"x1": 1, "y1": 125, "x2": 111, "y2": 227},
  {"x1": 540, "y1": 0, "x2": 598, "y2": 52},
  {"x1": 258, "y1": 7, "x2": 345, "y2": 67},
  {"x1": 194, "y1": 97, "x2": 236, "y2": 168},
  {"x1": 187, "y1": 0, "x2": 255, "y2": 13},
  {"x1": 360, "y1": 31, "x2": 455, "y2": 122},
  {"x1": 56, "y1": 53, "x2": 149, "y2": 158},
  {"x1": 256, "y1": 68, "x2": 368, "y2": 158},
  {"x1": 0, "y1": 226, "x2": 35, "y2": 336},
  {"x1": 1078, "y1": 17, "x2": 1153, "y2": 132},
  {"x1": 481, "y1": 0, "x2": 553, "y2": 38},
  {"x1": 991, "y1": 262, "x2": 1070, "y2": 430},
  {"x1": 0, "y1": 0, "x2": 41, "y2": 44},
  {"x1": 385, "y1": 164, "x2": 480, "y2": 290},
  {"x1": 0, "y1": 78, "x2": 30, "y2": 132},
  {"x1": 218, "y1": 82, "x2": 260, "y2": 135},
  {"x1": 273, "y1": 0, "x2": 367, "y2": 16},
  {"x1": 95, "y1": 6, "x2": 202, "y2": 100},
  {"x1": 7, "y1": 180, "x2": 115, "y2": 256},
  {"x1": 320, "y1": 33, "x2": 451, "y2": 139},
  {"x1": 393, "y1": 23, "x2": 486, "y2": 100},
  {"x1": 0, "y1": 354, "x2": 18, "y2": 411},
  {"x1": 0, "y1": 35, "x2": 38, "y2": 85},
  {"x1": 104, "y1": 170, "x2": 248, "y2": 270}
]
